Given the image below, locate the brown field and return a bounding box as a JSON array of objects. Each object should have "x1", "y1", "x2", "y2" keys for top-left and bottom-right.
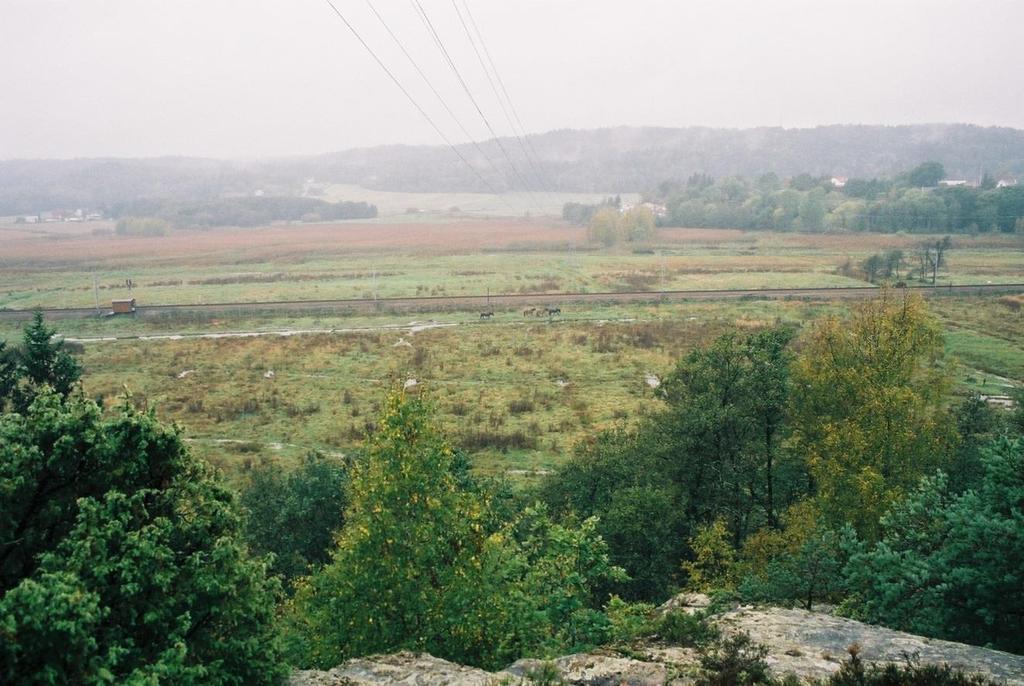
[{"x1": 0, "y1": 219, "x2": 583, "y2": 267}]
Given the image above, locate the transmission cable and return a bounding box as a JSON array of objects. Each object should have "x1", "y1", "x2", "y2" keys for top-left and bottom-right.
[
  {"x1": 452, "y1": 0, "x2": 550, "y2": 191},
  {"x1": 362, "y1": 0, "x2": 510, "y2": 192},
  {"x1": 318, "y1": 0, "x2": 517, "y2": 211},
  {"x1": 409, "y1": 0, "x2": 544, "y2": 213},
  {"x1": 459, "y1": 0, "x2": 552, "y2": 189}
]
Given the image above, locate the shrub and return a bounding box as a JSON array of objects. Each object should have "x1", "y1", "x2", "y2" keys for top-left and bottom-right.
[
  {"x1": 657, "y1": 609, "x2": 720, "y2": 648},
  {"x1": 826, "y1": 645, "x2": 999, "y2": 685},
  {"x1": 696, "y1": 632, "x2": 772, "y2": 686},
  {"x1": 604, "y1": 596, "x2": 655, "y2": 643}
]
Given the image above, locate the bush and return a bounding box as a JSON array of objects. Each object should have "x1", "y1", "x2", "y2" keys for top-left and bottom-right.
[
  {"x1": 826, "y1": 645, "x2": 999, "y2": 685},
  {"x1": 657, "y1": 609, "x2": 720, "y2": 648},
  {"x1": 604, "y1": 596, "x2": 655, "y2": 643},
  {"x1": 696, "y1": 632, "x2": 772, "y2": 686}
]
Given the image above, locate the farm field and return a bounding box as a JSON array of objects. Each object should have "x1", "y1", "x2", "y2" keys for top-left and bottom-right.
[
  {"x1": 2, "y1": 218, "x2": 1023, "y2": 311},
  {"x1": 3, "y1": 217, "x2": 1022, "y2": 483}
]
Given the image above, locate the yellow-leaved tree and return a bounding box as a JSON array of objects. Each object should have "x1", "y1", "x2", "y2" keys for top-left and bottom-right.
[{"x1": 789, "y1": 291, "x2": 955, "y2": 539}]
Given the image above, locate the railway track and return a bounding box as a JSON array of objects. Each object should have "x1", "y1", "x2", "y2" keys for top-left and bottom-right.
[{"x1": 1, "y1": 283, "x2": 1022, "y2": 322}]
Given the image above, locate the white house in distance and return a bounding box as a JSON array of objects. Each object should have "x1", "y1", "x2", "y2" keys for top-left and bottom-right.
[
  {"x1": 997, "y1": 178, "x2": 1018, "y2": 188},
  {"x1": 830, "y1": 176, "x2": 847, "y2": 188},
  {"x1": 620, "y1": 202, "x2": 667, "y2": 218}
]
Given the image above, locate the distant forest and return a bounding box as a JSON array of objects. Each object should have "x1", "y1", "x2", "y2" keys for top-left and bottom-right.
[
  {"x1": 2, "y1": 124, "x2": 1024, "y2": 213},
  {"x1": 643, "y1": 163, "x2": 1024, "y2": 234},
  {"x1": 109, "y1": 196, "x2": 377, "y2": 229}
]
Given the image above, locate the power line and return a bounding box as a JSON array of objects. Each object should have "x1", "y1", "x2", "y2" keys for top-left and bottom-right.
[
  {"x1": 317, "y1": 0, "x2": 516, "y2": 211},
  {"x1": 455, "y1": 0, "x2": 552, "y2": 190},
  {"x1": 448, "y1": 1, "x2": 523, "y2": 173},
  {"x1": 361, "y1": 0, "x2": 509, "y2": 192},
  {"x1": 409, "y1": 0, "x2": 544, "y2": 213}
]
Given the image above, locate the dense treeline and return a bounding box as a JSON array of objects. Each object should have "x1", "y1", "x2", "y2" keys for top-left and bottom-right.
[
  {"x1": 651, "y1": 164, "x2": 1024, "y2": 233},
  {"x1": 2, "y1": 298, "x2": 1023, "y2": 681},
  {"x1": 109, "y1": 196, "x2": 377, "y2": 229}
]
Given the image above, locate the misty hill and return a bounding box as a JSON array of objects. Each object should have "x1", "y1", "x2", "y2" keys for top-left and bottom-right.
[{"x1": 3, "y1": 124, "x2": 1024, "y2": 214}]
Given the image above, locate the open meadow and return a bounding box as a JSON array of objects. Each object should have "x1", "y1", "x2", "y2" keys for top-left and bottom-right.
[
  {"x1": 2, "y1": 217, "x2": 1023, "y2": 482},
  {"x1": 2, "y1": 217, "x2": 1023, "y2": 310}
]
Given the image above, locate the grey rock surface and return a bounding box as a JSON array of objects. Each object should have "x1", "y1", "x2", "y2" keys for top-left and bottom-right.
[
  {"x1": 505, "y1": 653, "x2": 671, "y2": 686},
  {"x1": 289, "y1": 652, "x2": 495, "y2": 686},
  {"x1": 716, "y1": 605, "x2": 1024, "y2": 684},
  {"x1": 289, "y1": 597, "x2": 1024, "y2": 685}
]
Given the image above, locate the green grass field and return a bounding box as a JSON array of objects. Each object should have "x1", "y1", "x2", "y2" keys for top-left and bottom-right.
[
  {"x1": 3, "y1": 221, "x2": 1022, "y2": 311},
  {"x1": 26, "y1": 295, "x2": 1010, "y2": 486},
  {"x1": 3, "y1": 218, "x2": 1022, "y2": 483}
]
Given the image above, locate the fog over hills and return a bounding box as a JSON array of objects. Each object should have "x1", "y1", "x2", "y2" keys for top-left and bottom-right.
[{"x1": 3, "y1": 123, "x2": 1024, "y2": 214}]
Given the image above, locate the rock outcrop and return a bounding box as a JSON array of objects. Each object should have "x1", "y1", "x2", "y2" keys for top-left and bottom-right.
[
  {"x1": 713, "y1": 605, "x2": 1024, "y2": 684},
  {"x1": 290, "y1": 596, "x2": 1024, "y2": 685},
  {"x1": 289, "y1": 652, "x2": 495, "y2": 686}
]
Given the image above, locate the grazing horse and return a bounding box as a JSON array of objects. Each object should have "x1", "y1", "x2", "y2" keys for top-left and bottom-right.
[
  {"x1": 479, "y1": 311, "x2": 494, "y2": 319},
  {"x1": 523, "y1": 307, "x2": 537, "y2": 317},
  {"x1": 545, "y1": 307, "x2": 561, "y2": 317}
]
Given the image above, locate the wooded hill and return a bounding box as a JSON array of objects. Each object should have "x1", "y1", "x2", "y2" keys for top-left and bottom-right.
[{"x1": 3, "y1": 124, "x2": 1024, "y2": 213}]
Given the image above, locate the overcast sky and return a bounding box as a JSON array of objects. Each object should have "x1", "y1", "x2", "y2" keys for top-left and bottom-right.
[{"x1": 2, "y1": 0, "x2": 1023, "y2": 160}]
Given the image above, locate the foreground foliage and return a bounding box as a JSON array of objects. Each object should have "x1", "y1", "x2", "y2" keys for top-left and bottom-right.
[
  {"x1": 241, "y1": 452, "x2": 349, "y2": 587},
  {"x1": 543, "y1": 327, "x2": 801, "y2": 600},
  {"x1": 790, "y1": 292, "x2": 953, "y2": 539},
  {"x1": 0, "y1": 311, "x2": 81, "y2": 413},
  {"x1": 845, "y1": 438, "x2": 1024, "y2": 654},
  {"x1": 285, "y1": 389, "x2": 627, "y2": 670},
  {"x1": 0, "y1": 392, "x2": 284, "y2": 685}
]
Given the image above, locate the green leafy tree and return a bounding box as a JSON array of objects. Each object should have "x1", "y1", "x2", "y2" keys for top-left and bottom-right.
[
  {"x1": 907, "y1": 161, "x2": 945, "y2": 188},
  {"x1": 861, "y1": 254, "x2": 884, "y2": 283},
  {"x1": 659, "y1": 328, "x2": 798, "y2": 538},
  {"x1": 884, "y1": 249, "x2": 904, "y2": 280},
  {"x1": 790, "y1": 292, "x2": 955, "y2": 539},
  {"x1": 0, "y1": 391, "x2": 283, "y2": 684},
  {"x1": 844, "y1": 438, "x2": 1024, "y2": 653},
  {"x1": 241, "y1": 452, "x2": 349, "y2": 587},
  {"x1": 287, "y1": 389, "x2": 625, "y2": 669},
  {"x1": 797, "y1": 187, "x2": 827, "y2": 231},
  {"x1": 541, "y1": 429, "x2": 685, "y2": 601},
  {"x1": 588, "y1": 207, "x2": 621, "y2": 246},
  {"x1": 543, "y1": 328, "x2": 798, "y2": 600}
]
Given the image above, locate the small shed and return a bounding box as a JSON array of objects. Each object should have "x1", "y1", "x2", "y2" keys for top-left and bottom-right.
[{"x1": 111, "y1": 298, "x2": 136, "y2": 315}]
